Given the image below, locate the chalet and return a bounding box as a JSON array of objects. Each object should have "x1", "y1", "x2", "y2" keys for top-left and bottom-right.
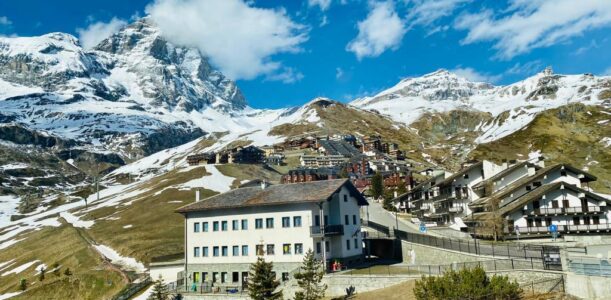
[
  {"x1": 215, "y1": 146, "x2": 265, "y2": 164},
  {"x1": 187, "y1": 153, "x2": 216, "y2": 166},
  {"x1": 281, "y1": 167, "x2": 340, "y2": 184},
  {"x1": 265, "y1": 153, "x2": 285, "y2": 166},
  {"x1": 300, "y1": 155, "x2": 349, "y2": 167},
  {"x1": 175, "y1": 180, "x2": 368, "y2": 290},
  {"x1": 394, "y1": 171, "x2": 449, "y2": 215},
  {"x1": 464, "y1": 163, "x2": 606, "y2": 238}
]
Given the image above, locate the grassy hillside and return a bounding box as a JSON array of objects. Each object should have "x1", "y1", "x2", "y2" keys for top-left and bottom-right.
[{"x1": 470, "y1": 103, "x2": 611, "y2": 193}]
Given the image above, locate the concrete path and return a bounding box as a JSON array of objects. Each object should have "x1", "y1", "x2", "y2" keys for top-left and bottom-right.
[{"x1": 364, "y1": 200, "x2": 441, "y2": 236}]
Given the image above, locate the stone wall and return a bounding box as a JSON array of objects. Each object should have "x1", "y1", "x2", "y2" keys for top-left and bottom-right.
[{"x1": 401, "y1": 240, "x2": 493, "y2": 265}]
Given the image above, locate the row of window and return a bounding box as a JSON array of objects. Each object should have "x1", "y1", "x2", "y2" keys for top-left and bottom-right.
[
  {"x1": 192, "y1": 270, "x2": 291, "y2": 284},
  {"x1": 314, "y1": 214, "x2": 359, "y2": 226},
  {"x1": 193, "y1": 216, "x2": 302, "y2": 232},
  {"x1": 193, "y1": 243, "x2": 304, "y2": 258}
]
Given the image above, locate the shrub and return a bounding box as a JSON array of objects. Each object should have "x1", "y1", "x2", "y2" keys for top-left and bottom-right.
[{"x1": 413, "y1": 266, "x2": 521, "y2": 300}]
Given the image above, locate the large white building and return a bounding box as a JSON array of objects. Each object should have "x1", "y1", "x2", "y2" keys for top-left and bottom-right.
[{"x1": 175, "y1": 179, "x2": 368, "y2": 290}]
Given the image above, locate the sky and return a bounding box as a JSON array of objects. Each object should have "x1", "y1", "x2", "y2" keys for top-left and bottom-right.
[{"x1": 0, "y1": 0, "x2": 610, "y2": 109}]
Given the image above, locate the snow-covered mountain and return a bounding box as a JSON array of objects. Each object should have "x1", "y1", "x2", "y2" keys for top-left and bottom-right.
[
  {"x1": 351, "y1": 68, "x2": 610, "y2": 143},
  {"x1": 0, "y1": 18, "x2": 251, "y2": 159}
]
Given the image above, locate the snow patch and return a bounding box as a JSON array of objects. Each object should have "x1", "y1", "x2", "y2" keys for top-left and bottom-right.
[
  {"x1": 180, "y1": 165, "x2": 234, "y2": 193},
  {"x1": 60, "y1": 211, "x2": 94, "y2": 229},
  {"x1": 123, "y1": 224, "x2": 133, "y2": 229},
  {"x1": 1, "y1": 260, "x2": 40, "y2": 276},
  {"x1": 0, "y1": 291, "x2": 23, "y2": 300},
  {"x1": 94, "y1": 244, "x2": 146, "y2": 273}
]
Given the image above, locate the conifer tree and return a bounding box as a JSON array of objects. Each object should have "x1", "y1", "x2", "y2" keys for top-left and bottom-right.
[
  {"x1": 19, "y1": 279, "x2": 27, "y2": 291},
  {"x1": 148, "y1": 275, "x2": 169, "y2": 300},
  {"x1": 248, "y1": 257, "x2": 282, "y2": 300},
  {"x1": 294, "y1": 249, "x2": 327, "y2": 300}
]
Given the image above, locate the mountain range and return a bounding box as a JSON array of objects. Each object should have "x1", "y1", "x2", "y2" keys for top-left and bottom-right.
[{"x1": 0, "y1": 17, "x2": 609, "y2": 299}]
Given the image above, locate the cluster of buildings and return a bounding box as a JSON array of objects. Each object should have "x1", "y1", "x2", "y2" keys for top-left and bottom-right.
[
  {"x1": 186, "y1": 145, "x2": 278, "y2": 166},
  {"x1": 395, "y1": 158, "x2": 610, "y2": 238}
]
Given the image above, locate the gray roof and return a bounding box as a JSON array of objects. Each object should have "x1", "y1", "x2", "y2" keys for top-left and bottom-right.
[
  {"x1": 176, "y1": 179, "x2": 368, "y2": 213},
  {"x1": 318, "y1": 140, "x2": 362, "y2": 157}
]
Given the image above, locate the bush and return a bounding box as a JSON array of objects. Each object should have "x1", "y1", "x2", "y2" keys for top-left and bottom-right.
[{"x1": 413, "y1": 266, "x2": 521, "y2": 300}]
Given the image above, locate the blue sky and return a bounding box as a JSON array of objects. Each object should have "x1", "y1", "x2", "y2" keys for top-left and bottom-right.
[{"x1": 1, "y1": 0, "x2": 610, "y2": 109}]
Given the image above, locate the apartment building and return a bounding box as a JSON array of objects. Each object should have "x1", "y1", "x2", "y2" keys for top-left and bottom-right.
[
  {"x1": 175, "y1": 179, "x2": 368, "y2": 289},
  {"x1": 465, "y1": 163, "x2": 608, "y2": 238}
]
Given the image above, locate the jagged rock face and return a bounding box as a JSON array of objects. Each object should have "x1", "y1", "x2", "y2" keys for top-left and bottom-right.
[
  {"x1": 94, "y1": 19, "x2": 246, "y2": 111},
  {"x1": 0, "y1": 18, "x2": 246, "y2": 160}
]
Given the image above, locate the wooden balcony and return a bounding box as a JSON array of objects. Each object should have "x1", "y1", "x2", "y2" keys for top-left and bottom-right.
[{"x1": 527, "y1": 206, "x2": 603, "y2": 216}]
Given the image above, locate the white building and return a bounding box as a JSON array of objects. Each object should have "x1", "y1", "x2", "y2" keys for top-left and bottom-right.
[
  {"x1": 466, "y1": 163, "x2": 608, "y2": 238},
  {"x1": 175, "y1": 179, "x2": 368, "y2": 290}
]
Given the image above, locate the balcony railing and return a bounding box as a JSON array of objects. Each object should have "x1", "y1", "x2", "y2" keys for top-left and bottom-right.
[
  {"x1": 508, "y1": 223, "x2": 611, "y2": 234},
  {"x1": 528, "y1": 206, "x2": 603, "y2": 216},
  {"x1": 449, "y1": 206, "x2": 464, "y2": 213},
  {"x1": 310, "y1": 224, "x2": 344, "y2": 237}
]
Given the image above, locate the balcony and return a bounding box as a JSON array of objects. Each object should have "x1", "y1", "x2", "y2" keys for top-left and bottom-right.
[
  {"x1": 310, "y1": 224, "x2": 344, "y2": 237},
  {"x1": 528, "y1": 206, "x2": 603, "y2": 216},
  {"x1": 508, "y1": 223, "x2": 611, "y2": 234},
  {"x1": 449, "y1": 206, "x2": 464, "y2": 213}
]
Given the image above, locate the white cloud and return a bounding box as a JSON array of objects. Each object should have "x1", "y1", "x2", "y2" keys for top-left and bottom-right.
[
  {"x1": 308, "y1": 0, "x2": 332, "y2": 11},
  {"x1": 346, "y1": 1, "x2": 406, "y2": 60},
  {"x1": 0, "y1": 16, "x2": 12, "y2": 26},
  {"x1": 335, "y1": 67, "x2": 344, "y2": 79},
  {"x1": 450, "y1": 67, "x2": 501, "y2": 83},
  {"x1": 146, "y1": 0, "x2": 308, "y2": 81},
  {"x1": 76, "y1": 17, "x2": 127, "y2": 49},
  {"x1": 405, "y1": 0, "x2": 470, "y2": 30},
  {"x1": 505, "y1": 60, "x2": 543, "y2": 76},
  {"x1": 264, "y1": 67, "x2": 304, "y2": 84},
  {"x1": 455, "y1": 0, "x2": 611, "y2": 59}
]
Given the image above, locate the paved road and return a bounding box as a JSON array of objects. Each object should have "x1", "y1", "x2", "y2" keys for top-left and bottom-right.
[{"x1": 363, "y1": 200, "x2": 424, "y2": 234}]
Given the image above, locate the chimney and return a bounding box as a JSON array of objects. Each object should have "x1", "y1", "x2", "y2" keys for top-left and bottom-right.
[{"x1": 195, "y1": 190, "x2": 200, "y2": 202}]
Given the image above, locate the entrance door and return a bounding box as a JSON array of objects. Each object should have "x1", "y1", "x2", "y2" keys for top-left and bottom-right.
[{"x1": 581, "y1": 199, "x2": 589, "y2": 212}]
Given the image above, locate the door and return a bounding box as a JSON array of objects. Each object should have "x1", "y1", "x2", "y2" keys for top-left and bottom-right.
[
  {"x1": 527, "y1": 219, "x2": 533, "y2": 227},
  {"x1": 535, "y1": 218, "x2": 542, "y2": 227},
  {"x1": 551, "y1": 200, "x2": 559, "y2": 208},
  {"x1": 562, "y1": 199, "x2": 570, "y2": 208},
  {"x1": 193, "y1": 272, "x2": 200, "y2": 283},
  {"x1": 242, "y1": 272, "x2": 249, "y2": 289},
  {"x1": 533, "y1": 200, "x2": 540, "y2": 211},
  {"x1": 583, "y1": 216, "x2": 591, "y2": 225}
]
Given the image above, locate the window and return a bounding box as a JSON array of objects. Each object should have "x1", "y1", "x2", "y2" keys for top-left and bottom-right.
[
  {"x1": 282, "y1": 272, "x2": 290, "y2": 282},
  {"x1": 255, "y1": 218, "x2": 263, "y2": 229},
  {"x1": 221, "y1": 272, "x2": 228, "y2": 283},
  {"x1": 213, "y1": 221, "x2": 219, "y2": 231},
  {"x1": 325, "y1": 241, "x2": 329, "y2": 252},
  {"x1": 213, "y1": 246, "x2": 219, "y2": 257},
  {"x1": 232, "y1": 220, "x2": 239, "y2": 230},
  {"x1": 584, "y1": 216, "x2": 591, "y2": 225},
  {"x1": 194, "y1": 247, "x2": 200, "y2": 257},
  {"x1": 242, "y1": 245, "x2": 249, "y2": 256},
  {"x1": 203, "y1": 272, "x2": 208, "y2": 282},
  {"x1": 552, "y1": 200, "x2": 559, "y2": 209},
  {"x1": 293, "y1": 216, "x2": 302, "y2": 227},
  {"x1": 241, "y1": 219, "x2": 248, "y2": 230},
  {"x1": 212, "y1": 272, "x2": 218, "y2": 283},
  {"x1": 232, "y1": 272, "x2": 239, "y2": 283},
  {"x1": 346, "y1": 239, "x2": 351, "y2": 250},
  {"x1": 345, "y1": 215, "x2": 349, "y2": 225},
  {"x1": 221, "y1": 221, "x2": 228, "y2": 231},
  {"x1": 194, "y1": 222, "x2": 200, "y2": 232},
  {"x1": 282, "y1": 217, "x2": 290, "y2": 228},
  {"x1": 267, "y1": 244, "x2": 275, "y2": 255},
  {"x1": 573, "y1": 217, "x2": 580, "y2": 225},
  {"x1": 314, "y1": 215, "x2": 320, "y2": 226},
  {"x1": 354, "y1": 239, "x2": 358, "y2": 249},
  {"x1": 203, "y1": 247, "x2": 209, "y2": 257},
  {"x1": 256, "y1": 244, "x2": 264, "y2": 256},
  {"x1": 222, "y1": 246, "x2": 228, "y2": 256},
  {"x1": 233, "y1": 246, "x2": 239, "y2": 256},
  {"x1": 593, "y1": 216, "x2": 600, "y2": 225},
  {"x1": 283, "y1": 244, "x2": 291, "y2": 255},
  {"x1": 463, "y1": 173, "x2": 469, "y2": 179},
  {"x1": 266, "y1": 218, "x2": 274, "y2": 229},
  {"x1": 343, "y1": 194, "x2": 348, "y2": 202},
  {"x1": 353, "y1": 215, "x2": 357, "y2": 225},
  {"x1": 193, "y1": 272, "x2": 200, "y2": 283},
  {"x1": 203, "y1": 222, "x2": 209, "y2": 232},
  {"x1": 295, "y1": 243, "x2": 303, "y2": 254},
  {"x1": 316, "y1": 242, "x2": 321, "y2": 254}
]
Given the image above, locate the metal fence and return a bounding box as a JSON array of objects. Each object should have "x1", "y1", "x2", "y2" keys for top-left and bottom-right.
[
  {"x1": 364, "y1": 220, "x2": 562, "y2": 270},
  {"x1": 344, "y1": 257, "x2": 546, "y2": 276}
]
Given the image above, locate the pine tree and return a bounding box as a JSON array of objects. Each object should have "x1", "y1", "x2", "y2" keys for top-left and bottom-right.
[
  {"x1": 19, "y1": 279, "x2": 27, "y2": 291},
  {"x1": 370, "y1": 172, "x2": 384, "y2": 200},
  {"x1": 248, "y1": 257, "x2": 282, "y2": 300},
  {"x1": 294, "y1": 249, "x2": 327, "y2": 300},
  {"x1": 148, "y1": 275, "x2": 169, "y2": 300}
]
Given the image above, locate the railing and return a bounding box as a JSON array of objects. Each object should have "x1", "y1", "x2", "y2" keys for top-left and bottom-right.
[
  {"x1": 509, "y1": 223, "x2": 611, "y2": 234},
  {"x1": 530, "y1": 206, "x2": 603, "y2": 215},
  {"x1": 364, "y1": 220, "x2": 561, "y2": 270},
  {"x1": 449, "y1": 206, "x2": 464, "y2": 213},
  {"x1": 310, "y1": 224, "x2": 344, "y2": 237},
  {"x1": 166, "y1": 280, "x2": 248, "y2": 296}
]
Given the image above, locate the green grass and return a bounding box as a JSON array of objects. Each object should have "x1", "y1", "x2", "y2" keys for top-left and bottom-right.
[{"x1": 0, "y1": 224, "x2": 125, "y2": 300}]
